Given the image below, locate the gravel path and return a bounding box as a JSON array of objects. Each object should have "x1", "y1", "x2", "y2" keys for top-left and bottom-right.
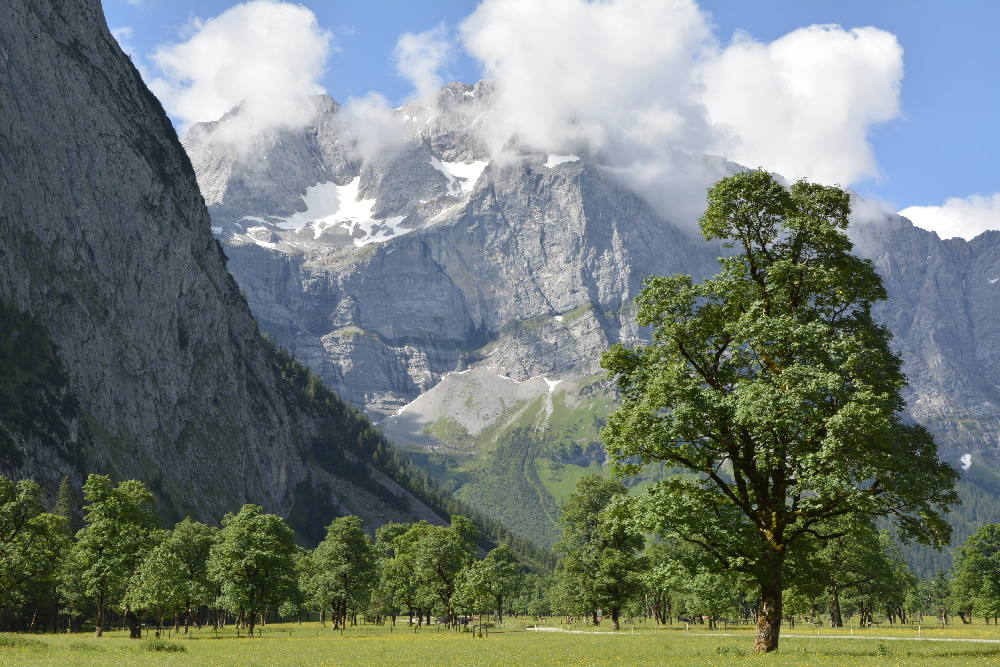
[{"x1": 527, "y1": 626, "x2": 1000, "y2": 644}]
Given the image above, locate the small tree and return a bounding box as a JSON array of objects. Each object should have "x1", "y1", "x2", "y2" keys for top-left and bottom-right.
[
  {"x1": 403, "y1": 517, "x2": 477, "y2": 627},
  {"x1": 123, "y1": 536, "x2": 188, "y2": 637},
  {"x1": 602, "y1": 171, "x2": 958, "y2": 651},
  {"x1": 207, "y1": 504, "x2": 299, "y2": 637},
  {"x1": 952, "y1": 524, "x2": 1000, "y2": 623},
  {"x1": 556, "y1": 476, "x2": 645, "y2": 630},
  {"x1": 68, "y1": 475, "x2": 158, "y2": 638},
  {"x1": 455, "y1": 544, "x2": 520, "y2": 624},
  {"x1": 303, "y1": 515, "x2": 376, "y2": 629},
  {"x1": 167, "y1": 517, "x2": 217, "y2": 632}
]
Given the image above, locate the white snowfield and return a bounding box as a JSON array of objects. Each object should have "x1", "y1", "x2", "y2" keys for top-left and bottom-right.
[
  {"x1": 960, "y1": 453, "x2": 972, "y2": 470},
  {"x1": 428, "y1": 158, "x2": 489, "y2": 197},
  {"x1": 544, "y1": 154, "x2": 580, "y2": 168},
  {"x1": 275, "y1": 177, "x2": 406, "y2": 247}
]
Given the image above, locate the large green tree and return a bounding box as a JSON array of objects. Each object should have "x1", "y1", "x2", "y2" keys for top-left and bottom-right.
[
  {"x1": 207, "y1": 504, "x2": 299, "y2": 637},
  {"x1": 66, "y1": 475, "x2": 159, "y2": 638},
  {"x1": 601, "y1": 170, "x2": 958, "y2": 652},
  {"x1": 122, "y1": 534, "x2": 188, "y2": 637},
  {"x1": 0, "y1": 481, "x2": 70, "y2": 632},
  {"x1": 409, "y1": 516, "x2": 478, "y2": 627}
]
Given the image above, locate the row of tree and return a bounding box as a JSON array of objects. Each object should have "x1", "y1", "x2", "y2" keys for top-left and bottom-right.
[
  {"x1": 3, "y1": 470, "x2": 998, "y2": 639},
  {"x1": 544, "y1": 475, "x2": 1000, "y2": 632},
  {"x1": 0, "y1": 473, "x2": 523, "y2": 637}
]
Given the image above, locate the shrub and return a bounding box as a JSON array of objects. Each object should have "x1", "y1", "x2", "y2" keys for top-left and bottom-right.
[
  {"x1": 0, "y1": 635, "x2": 47, "y2": 649},
  {"x1": 141, "y1": 639, "x2": 186, "y2": 653}
]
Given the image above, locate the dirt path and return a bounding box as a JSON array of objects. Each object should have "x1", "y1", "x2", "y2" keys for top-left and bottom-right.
[{"x1": 527, "y1": 626, "x2": 1000, "y2": 644}]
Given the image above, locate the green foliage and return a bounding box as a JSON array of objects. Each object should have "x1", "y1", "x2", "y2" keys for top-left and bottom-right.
[
  {"x1": 301, "y1": 515, "x2": 376, "y2": 627},
  {"x1": 207, "y1": 504, "x2": 299, "y2": 636},
  {"x1": 601, "y1": 170, "x2": 959, "y2": 649},
  {"x1": 454, "y1": 543, "x2": 521, "y2": 620},
  {"x1": 554, "y1": 476, "x2": 645, "y2": 628},
  {"x1": 140, "y1": 639, "x2": 186, "y2": 652},
  {"x1": 165, "y1": 517, "x2": 217, "y2": 626},
  {"x1": 122, "y1": 537, "x2": 188, "y2": 630},
  {"x1": 0, "y1": 634, "x2": 46, "y2": 649},
  {"x1": 64, "y1": 475, "x2": 159, "y2": 635},
  {"x1": 456, "y1": 427, "x2": 561, "y2": 549},
  {"x1": 951, "y1": 524, "x2": 1000, "y2": 619}
]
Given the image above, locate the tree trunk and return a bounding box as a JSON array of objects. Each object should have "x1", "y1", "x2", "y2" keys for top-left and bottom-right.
[
  {"x1": 753, "y1": 579, "x2": 782, "y2": 653},
  {"x1": 95, "y1": 598, "x2": 105, "y2": 638},
  {"x1": 829, "y1": 587, "x2": 843, "y2": 627},
  {"x1": 592, "y1": 609, "x2": 599, "y2": 626},
  {"x1": 124, "y1": 607, "x2": 142, "y2": 639},
  {"x1": 496, "y1": 595, "x2": 504, "y2": 625},
  {"x1": 611, "y1": 608, "x2": 620, "y2": 631}
]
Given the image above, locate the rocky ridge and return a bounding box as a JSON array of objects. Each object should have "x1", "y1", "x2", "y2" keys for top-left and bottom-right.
[
  {"x1": 0, "y1": 0, "x2": 447, "y2": 538},
  {"x1": 187, "y1": 82, "x2": 1000, "y2": 469}
]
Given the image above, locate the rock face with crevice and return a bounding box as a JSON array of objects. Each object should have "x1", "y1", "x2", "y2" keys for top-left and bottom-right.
[
  {"x1": 188, "y1": 82, "x2": 1000, "y2": 468},
  {"x1": 185, "y1": 84, "x2": 718, "y2": 420},
  {"x1": 0, "y1": 0, "x2": 444, "y2": 537}
]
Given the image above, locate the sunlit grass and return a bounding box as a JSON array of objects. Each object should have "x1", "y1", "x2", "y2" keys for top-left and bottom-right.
[{"x1": 4, "y1": 619, "x2": 1000, "y2": 665}]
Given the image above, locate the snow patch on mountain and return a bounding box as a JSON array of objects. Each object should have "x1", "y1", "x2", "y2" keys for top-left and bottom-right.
[
  {"x1": 275, "y1": 178, "x2": 407, "y2": 246},
  {"x1": 544, "y1": 154, "x2": 580, "y2": 168},
  {"x1": 428, "y1": 158, "x2": 488, "y2": 197},
  {"x1": 960, "y1": 453, "x2": 972, "y2": 470}
]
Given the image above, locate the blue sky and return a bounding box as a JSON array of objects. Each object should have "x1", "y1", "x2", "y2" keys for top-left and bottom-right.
[{"x1": 104, "y1": 0, "x2": 1000, "y2": 238}]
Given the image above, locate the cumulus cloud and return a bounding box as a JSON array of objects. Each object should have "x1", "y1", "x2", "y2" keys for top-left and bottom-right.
[
  {"x1": 461, "y1": 0, "x2": 712, "y2": 157},
  {"x1": 458, "y1": 0, "x2": 903, "y2": 227},
  {"x1": 900, "y1": 193, "x2": 1000, "y2": 240},
  {"x1": 148, "y1": 0, "x2": 331, "y2": 141},
  {"x1": 395, "y1": 25, "x2": 452, "y2": 100},
  {"x1": 700, "y1": 25, "x2": 903, "y2": 186},
  {"x1": 460, "y1": 0, "x2": 723, "y2": 224}
]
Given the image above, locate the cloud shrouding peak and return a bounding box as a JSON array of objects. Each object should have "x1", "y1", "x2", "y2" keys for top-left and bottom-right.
[
  {"x1": 900, "y1": 193, "x2": 1000, "y2": 240},
  {"x1": 149, "y1": 0, "x2": 331, "y2": 140},
  {"x1": 458, "y1": 0, "x2": 903, "y2": 225}
]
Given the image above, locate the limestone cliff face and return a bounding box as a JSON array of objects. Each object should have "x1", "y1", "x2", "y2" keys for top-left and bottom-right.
[
  {"x1": 185, "y1": 85, "x2": 717, "y2": 418},
  {"x1": 0, "y1": 0, "x2": 444, "y2": 536},
  {"x1": 852, "y1": 214, "x2": 1000, "y2": 459},
  {"x1": 186, "y1": 81, "x2": 1000, "y2": 464}
]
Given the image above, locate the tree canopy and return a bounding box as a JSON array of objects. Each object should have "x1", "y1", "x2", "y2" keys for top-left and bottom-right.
[{"x1": 601, "y1": 170, "x2": 959, "y2": 652}]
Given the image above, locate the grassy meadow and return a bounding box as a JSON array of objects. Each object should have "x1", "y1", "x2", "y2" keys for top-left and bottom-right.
[{"x1": 4, "y1": 619, "x2": 1000, "y2": 665}]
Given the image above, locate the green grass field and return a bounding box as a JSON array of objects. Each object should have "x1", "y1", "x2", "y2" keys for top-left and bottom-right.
[{"x1": 4, "y1": 619, "x2": 1000, "y2": 665}]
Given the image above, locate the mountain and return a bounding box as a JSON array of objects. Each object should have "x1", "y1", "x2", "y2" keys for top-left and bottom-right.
[
  {"x1": 0, "y1": 0, "x2": 454, "y2": 542},
  {"x1": 185, "y1": 82, "x2": 1000, "y2": 564}
]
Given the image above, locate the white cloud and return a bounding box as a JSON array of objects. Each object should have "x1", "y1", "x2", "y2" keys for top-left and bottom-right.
[
  {"x1": 459, "y1": 0, "x2": 720, "y2": 224},
  {"x1": 700, "y1": 25, "x2": 903, "y2": 186},
  {"x1": 900, "y1": 193, "x2": 1000, "y2": 240},
  {"x1": 340, "y1": 92, "x2": 410, "y2": 163},
  {"x1": 148, "y1": 0, "x2": 331, "y2": 141},
  {"x1": 461, "y1": 0, "x2": 712, "y2": 158},
  {"x1": 395, "y1": 25, "x2": 452, "y2": 100},
  {"x1": 459, "y1": 0, "x2": 904, "y2": 227}
]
